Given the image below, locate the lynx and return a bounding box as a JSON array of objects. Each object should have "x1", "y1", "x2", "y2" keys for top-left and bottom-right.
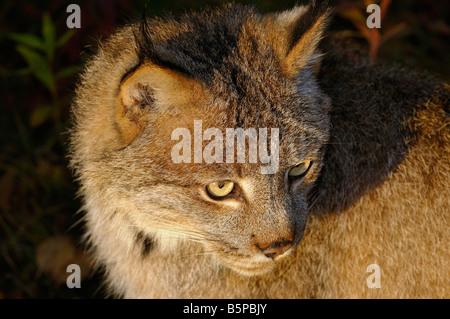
[{"x1": 69, "y1": 2, "x2": 449, "y2": 298}]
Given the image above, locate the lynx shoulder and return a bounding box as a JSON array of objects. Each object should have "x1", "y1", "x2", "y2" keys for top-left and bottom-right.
[{"x1": 69, "y1": 2, "x2": 449, "y2": 298}]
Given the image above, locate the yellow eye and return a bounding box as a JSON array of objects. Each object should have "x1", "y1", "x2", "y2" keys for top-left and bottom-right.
[
  {"x1": 288, "y1": 161, "x2": 312, "y2": 178},
  {"x1": 206, "y1": 181, "x2": 235, "y2": 199}
]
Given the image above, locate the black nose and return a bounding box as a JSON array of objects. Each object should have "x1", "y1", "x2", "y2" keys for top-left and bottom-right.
[{"x1": 258, "y1": 240, "x2": 293, "y2": 259}]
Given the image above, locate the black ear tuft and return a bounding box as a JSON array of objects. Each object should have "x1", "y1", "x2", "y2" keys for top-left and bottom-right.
[
  {"x1": 133, "y1": 16, "x2": 193, "y2": 76},
  {"x1": 289, "y1": 0, "x2": 331, "y2": 51},
  {"x1": 133, "y1": 13, "x2": 155, "y2": 63}
]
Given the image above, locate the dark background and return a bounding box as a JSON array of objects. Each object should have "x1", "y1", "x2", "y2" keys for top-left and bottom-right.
[{"x1": 0, "y1": 0, "x2": 449, "y2": 298}]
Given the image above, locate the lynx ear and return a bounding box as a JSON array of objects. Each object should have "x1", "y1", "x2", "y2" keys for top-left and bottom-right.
[
  {"x1": 117, "y1": 64, "x2": 156, "y2": 145},
  {"x1": 274, "y1": 2, "x2": 330, "y2": 77},
  {"x1": 117, "y1": 64, "x2": 206, "y2": 145}
]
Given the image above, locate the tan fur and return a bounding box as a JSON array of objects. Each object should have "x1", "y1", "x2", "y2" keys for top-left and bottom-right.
[{"x1": 69, "y1": 4, "x2": 449, "y2": 298}]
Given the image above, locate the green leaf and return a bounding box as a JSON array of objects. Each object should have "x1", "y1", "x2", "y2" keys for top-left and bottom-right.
[
  {"x1": 12, "y1": 68, "x2": 32, "y2": 77},
  {"x1": 0, "y1": 67, "x2": 31, "y2": 77},
  {"x1": 55, "y1": 65, "x2": 81, "y2": 80},
  {"x1": 16, "y1": 45, "x2": 46, "y2": 70},
  {"x1": 30, "y1": 105, "x2": 52, "y2": 128},
  {"x1": 7, "y1": 33, "x2": 45, "y2": 51},
  {"x1": 56, "y1": 29, "x2": 76, "y2": 49},
  {"x1": 16, "y1": 45, "x2": 56, "y2": 95},
  {"x1": 42, "y1": 12, "x2": 56, "y2": 61}
]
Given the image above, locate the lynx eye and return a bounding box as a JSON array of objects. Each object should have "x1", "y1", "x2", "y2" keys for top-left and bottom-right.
[
  {"x1": 206, "y1": 181, "x2": 235, "y2": 199},
  {"x1": 288, "y1": 161, "x2": 312, "y2": 179}
]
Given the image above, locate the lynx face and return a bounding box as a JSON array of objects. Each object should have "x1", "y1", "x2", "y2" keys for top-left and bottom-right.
[{"x1": 71, "y1": 3, "x2": 331, "y2": 276}]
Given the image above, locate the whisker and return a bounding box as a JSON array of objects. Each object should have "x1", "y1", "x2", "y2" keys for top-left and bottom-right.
[
  {"x1": 308, "y1": 190, "x2": 323, "y2": 210},
  {"x1": 179, "y1": 250, "x2": 217, "y2": 259},
  {"x1": 142, "y1": 218, "x2": 207, "y2": 239},
  {"x1": 126, "y1": 221, "x2": 207, "y2": 244}
]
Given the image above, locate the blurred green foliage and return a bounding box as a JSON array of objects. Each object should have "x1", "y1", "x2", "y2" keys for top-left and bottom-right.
[
  {"x1": 0, "y1": 0, "x2": 448, "y2": 298},
  {"x1": 9, "y1": 13, "x2": 77, "y2": 98}
]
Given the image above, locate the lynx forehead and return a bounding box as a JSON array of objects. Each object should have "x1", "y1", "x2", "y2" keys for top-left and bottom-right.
[{"x1": 171, "y1": 120, "x2": 280, "y2": 174}]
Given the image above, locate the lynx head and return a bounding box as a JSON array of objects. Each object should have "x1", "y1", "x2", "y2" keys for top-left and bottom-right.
[{"x1": 70, "y1": 2, "x2": 331, "y2": 276}]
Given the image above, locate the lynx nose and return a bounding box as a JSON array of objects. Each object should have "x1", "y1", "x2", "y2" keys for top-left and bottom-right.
[{"x1": 258, "y1": 240, "x2": 293, "y2": 259}]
